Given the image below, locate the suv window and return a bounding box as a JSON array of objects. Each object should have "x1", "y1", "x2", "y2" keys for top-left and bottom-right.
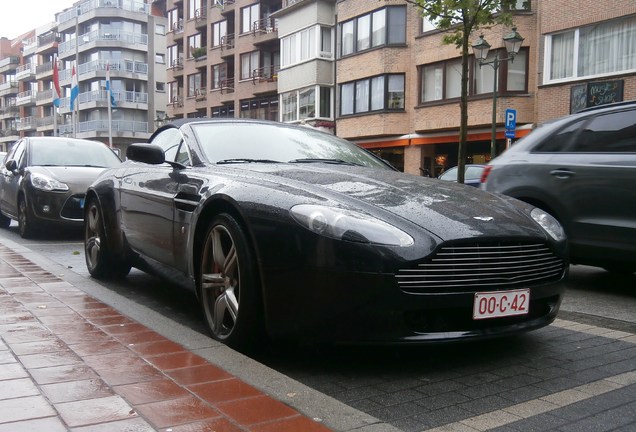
[
  {"x1": 532, "y1": 120, "x2": 585, "y2": 153},
  {"x1": 570, "y1": 110, "x2": 636, "y2": 153}
]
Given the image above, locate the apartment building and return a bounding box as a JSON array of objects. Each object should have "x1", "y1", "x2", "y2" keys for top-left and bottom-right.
[
  {"x1": 163, "y1": 0, "x2": 281, "y2": 121},
  {"x1": 535, "y1": 0, "x2": 636, "y2": 122},
  {"x1": 51, "y1": 0, "x2": 167, "y2": 148},
  {"x1": 0, "y1": 36, "x2": 26, "y2": 151}
]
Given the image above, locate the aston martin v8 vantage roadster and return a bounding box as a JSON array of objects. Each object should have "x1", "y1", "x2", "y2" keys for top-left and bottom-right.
[{"x1": 84, "y1": 119, "x2": 567, "y2": 349}]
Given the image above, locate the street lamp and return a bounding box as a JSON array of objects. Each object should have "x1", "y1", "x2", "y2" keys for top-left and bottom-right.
[
  {"x1": 472, "y1": 27, "x2": 524, "y2": 159},
  {"x1": 154, "y1": 113, "x2": 171, "y2": 128}
]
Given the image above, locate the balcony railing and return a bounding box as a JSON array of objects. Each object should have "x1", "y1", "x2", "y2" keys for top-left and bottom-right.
[
  {"x1": 220, "y1": 34, "x2": 235, "y2": 51},
  {"x1": 57, "y1": 90, "x2": 148, "y2": 109},
  {"x1": 282, "y1": 0, "x2": 305, "y2": 8},
  {"x1": 0, "y1": 81, "x2": 18, "y2": 92},
  {"x1": 220, "y1": 78, "x2": 234, "y2": 94},
  {"x1": 59, "y1": 120, "x2": 149, "y2": 135},
  {"x1": 59, "y1": 30, "x2": 148, "y2": 54},
  {"x1": 38, "y1": 32, "x2": 61, "y2": 48},
  {"x1": 171, "y1": 19, "x2": 184, "y2": 33},
  {"x1": 36, "y1": 62, "x2": 55, "y2": 76},
  {"x1": 35, "y1": 116, "x2": 55, "y2": 128},
  {"x1": 16, "y1": 90, "x2": 37, "y2": 105},
  {"x1": 0, "y1": 56, "x2": 19, "y2": 69},
  {"x1": 37, "y1": 89, "x2": 54, "y2": 103},
  {"x1": 59, "y1": 59, "x2": 148, "y2": 82},
  {"x1": 17, "y1": 116, "x2": 34, "y2": 131},
  {"x1": 252, "y1": 65, "x2": 279, "y2": 84},
  {"x1": 16, "y1": 63, "x2": 37, "y2": 80},
  {"x1": 58, "y1": 0, "x2": 149, "y2": 25},
  {"x1": 252, "y1": 17, "x2": 277, "y2": 34}
]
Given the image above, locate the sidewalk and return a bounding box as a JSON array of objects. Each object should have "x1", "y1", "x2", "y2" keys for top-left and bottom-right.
[{"x1": 0, "y1": 241, "x2": 341, "y2": 432}]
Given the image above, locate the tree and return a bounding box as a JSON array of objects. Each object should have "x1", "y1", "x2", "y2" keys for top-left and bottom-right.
[{"x1": 408, "y1": 0, "x2": 519, "y2": 183}]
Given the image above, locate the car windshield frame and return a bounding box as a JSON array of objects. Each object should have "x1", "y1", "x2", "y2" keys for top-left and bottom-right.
[{"x1": 190, "y1": 122, "x2": 392, "y2": 170}]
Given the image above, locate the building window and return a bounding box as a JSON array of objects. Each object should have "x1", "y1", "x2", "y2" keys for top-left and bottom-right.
[
  {"x1": 212, "y1": 21, "x2": 227, "y2": 47},
  {"x1": 281, "y1": 26, "x2": 318, "y2": 67},
  {"x1": 545, "y1": 14, "x2": 636, "y2": 83},
  {"x1": 241, "y1": 3, "x2": 260, "y2": 34},
  {"x1": 240, "y1": 51, "x2": 259, "y2": 80},
  {"x1": 156, "y1": 82, "x2": 165, "y2": 92},
  {"x1": 156, "y1": 53, "x2": 165, "y2": 64},
  {"x1": 188, "y1": 34, "x2": 203, "y2": 57},
  {"x1": 188, "y1": 73, "x2": 202, "y2": 97},
  {"x1": 339, "y1": 6, "x2": 406, "y2": 57},
  {"x1": 156, "y1": 24, "x2": 166, "y2": 35},
  {"x1": 321, "y1": 27, "x2": 333, "y2": 58},
  {"x1": 419, "y1": 50, "x2": 528, "y2": 103},
  {"x1": 167, "y1": 45, "x2": 180, "y2": 67},
  {"x1": 339, "y1": 74, "x2": 405, "y2": 116},
  {"x1": 168, "y1": 9, "x2": 180, "y2": 32},
  {"x1": 211, "y1": 64, "x2": 227, "y2": 89},
  {"x1": 212, "y1": 104, "x2": 235, "y2": 118},
  {"x1": 188, "y1": 0, "x2": 203, "y2": 20},
  {"x1": 280, "y1": 86, "x2": 332, "y2": 122},
  {"x1": 240, "y1": 96, "x2": 278, "y2": 121}
]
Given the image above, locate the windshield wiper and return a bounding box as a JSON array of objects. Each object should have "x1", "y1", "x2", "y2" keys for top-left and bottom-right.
[
  {"x1": 288, "y1": 158, "x2": 362, "y2": 166},
  {"x1": 216, "y1": 158, "x2": 281, "y2": 164}
]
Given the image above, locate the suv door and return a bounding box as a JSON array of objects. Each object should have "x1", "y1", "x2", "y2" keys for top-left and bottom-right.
[{"x1": 545, "y1": 108, "x2": 636, "y2": 263}]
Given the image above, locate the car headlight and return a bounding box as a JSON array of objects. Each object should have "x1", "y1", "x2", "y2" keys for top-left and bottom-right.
[
  {"x1": 290, "y1": 204, "x2": 414, "y2": 247},
  {"x1": 30, "y1": 173, "x2": 69, "y2": 192},
  {"x1": 531, "y1": 208, "x2": 565, "y2": 242}
]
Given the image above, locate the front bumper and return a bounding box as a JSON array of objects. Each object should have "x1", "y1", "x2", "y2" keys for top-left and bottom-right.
[{"x1": 28, "y1": 189, "x2": 85, "y2": 227}]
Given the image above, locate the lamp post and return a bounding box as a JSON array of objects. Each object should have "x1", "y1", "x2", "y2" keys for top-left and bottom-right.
[{"x1": 472, "y1": 27, "x2": 524, "y2": 160}]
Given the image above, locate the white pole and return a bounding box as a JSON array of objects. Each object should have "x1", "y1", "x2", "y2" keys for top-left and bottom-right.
[{"x1": 107, "y1": 63, "x2": 113, "y2": 148}]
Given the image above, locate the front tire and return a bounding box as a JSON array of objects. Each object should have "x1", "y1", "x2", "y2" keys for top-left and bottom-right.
[
  {"x1": 18, "y1": 196, "x2": 36, "y2": 238},
  {"x1": 198, "y1": 213, "x2": 263, "y2": 351},
  {"x1": 84, "y1": 198, "x2": 131, "y2": 279}
]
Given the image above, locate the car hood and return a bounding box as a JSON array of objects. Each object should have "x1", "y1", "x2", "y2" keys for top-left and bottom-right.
[
  {"x1": 29, "y1": 166, "x2": 108, "y2": 190},
  {"x1": 229, "y1": 164, "x2": 547, "y2": 242}
]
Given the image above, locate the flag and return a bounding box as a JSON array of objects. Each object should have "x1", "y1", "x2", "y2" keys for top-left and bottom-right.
[
  {"x1": 70, "y1": 66, "x2": 79, "y2": 111},
  {"x1": 52, "y1": 60, "x2": 62, "y2": 107},
  {"x1": 105, "y1": 62, "x2": 117, "y2": 107}
]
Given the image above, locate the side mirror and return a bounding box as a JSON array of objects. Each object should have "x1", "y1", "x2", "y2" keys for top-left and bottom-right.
[
  {"x1": 126, "y1": 143, "x2": 165, "y2": 165},
  {"x1": 5, "y1": 159, "x2": 17, "y2": 173}
]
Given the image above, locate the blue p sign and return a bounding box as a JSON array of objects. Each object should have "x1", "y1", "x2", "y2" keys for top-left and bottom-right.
[{"x1": 505, "y1": 109, "x2": 517, "y2": 130}]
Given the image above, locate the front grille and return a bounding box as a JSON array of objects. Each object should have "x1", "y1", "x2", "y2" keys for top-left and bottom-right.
[
  {"x1": 397, "y1": 241, "x2": 566, "y2": 294},
  {"x1": 60, "y1": 194, "x2": 85, "y2": 220}
]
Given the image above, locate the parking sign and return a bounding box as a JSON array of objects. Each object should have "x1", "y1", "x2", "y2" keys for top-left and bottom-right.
[{"x1": 505, "y1": 109, "x2": 517, "y2": 130}]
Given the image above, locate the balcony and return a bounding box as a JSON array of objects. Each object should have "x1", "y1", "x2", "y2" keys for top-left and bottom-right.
[
  {"x1": 218, "y1": 0, "x2": 235, "y2": 16},
  {"x1": 0, "y1": 103, "x2": 18, "y2": 119},
  {"x1": 22, "y1": 37, "x2": 37, "y2": 56},
  {"x1": 17, "y1": 116, "x2": 35, "y2": 131},
  {"x1": 220, "y1": 78, "x2": 234, "y2": 94},
  {"x1": 194, "y1": 87, "x2": 207, "y2": 101},
  {"x1": 16, "y1": 90, "x2": 37, "y2": 106},
  {"x1": 35, "y1": 116, "x2": 56, "y2": 131},
  {"x1": 57, "y1": 0, "x2": 149, "y2": 26},
  {"x1": 171, "y1": 19, "x2": 184, "y2": 38},
  {"x1": 195, "y1": 7, "x2": 207, "y2": 28},
  {"x1": 37, "y1": 32, "x2": 61, "y2": 55},
  {"x1": 16, "y1": 63, "x2": 37, "y2": 81},
  {"x1": 220, "y1": 34, "x2": 235, "y2": 58},
  {"x1": 0, "y1": 56, "x2": 19, "y2": 74},
  {"x1": 36, "y1": 62, "x2": 56, "y2": 80},
  {"x1": 57, "y1": 90, "x2": 148, "y2": 111},
  {"x1": 0, "y1": 81, "x2": 18, "y2": 97},
  {"x1": 58, "y1": 29, "x2": 148, "y2": 56},
  {"x1": 59, "y1": 59, "x2": 149, "y2": 84},
  {"x1": 58, "y1": 119, "x2": 149, "y2": 136},
  {"x1": 36, "y1": 89, "x2": 55, "y2": 106}
]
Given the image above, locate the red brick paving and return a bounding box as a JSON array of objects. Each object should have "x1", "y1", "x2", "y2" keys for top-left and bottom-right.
[{"x1": 0, "y1": 245, "x2": 332, "y2": 431}]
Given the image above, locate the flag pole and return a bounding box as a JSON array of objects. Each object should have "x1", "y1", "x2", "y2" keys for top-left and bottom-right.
[{"x1": 107, "y1": 62, "x2": 113, "y2": 148}]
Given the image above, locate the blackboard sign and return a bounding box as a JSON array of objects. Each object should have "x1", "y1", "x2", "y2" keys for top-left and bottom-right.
[{"x1": 570, "y1": 80, "x2": 624, "y2": 113}]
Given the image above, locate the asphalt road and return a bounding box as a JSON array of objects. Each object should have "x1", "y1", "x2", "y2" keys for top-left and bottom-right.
[{"x1": 2, "y1": 222, "x2": 636, "y2": 432}]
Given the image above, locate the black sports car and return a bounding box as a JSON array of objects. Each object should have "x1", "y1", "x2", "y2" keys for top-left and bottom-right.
[{"x1": 84, "y1": 118, "x2": 568, "y2": 349}]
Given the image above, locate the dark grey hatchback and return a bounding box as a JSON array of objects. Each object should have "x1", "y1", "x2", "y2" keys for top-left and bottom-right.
[{"x1": 482, "y1": 101, "x2": 636, "y2": 274}]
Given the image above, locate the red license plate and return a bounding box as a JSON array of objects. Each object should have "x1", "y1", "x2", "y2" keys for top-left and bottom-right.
[{"x1": 473, "y1": 289, "x2": 529, "y2": 320}]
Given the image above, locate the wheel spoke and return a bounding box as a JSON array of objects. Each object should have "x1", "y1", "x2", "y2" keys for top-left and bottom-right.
[
  {"x1": 87, "y1": 208, "x2": 99, "y2": 233},
  {"x1": 201, "y1": 272, "x2": 226, "y2": 290},
  {"x1": 212, "y1": 228, "x2": 226, "y2": 270},
  {"x1": 86, "y1": 237, "x2": 100, "y2": 267},
  {"x1": 213, "y1": 290, "x2": 237, "y2": 332}
]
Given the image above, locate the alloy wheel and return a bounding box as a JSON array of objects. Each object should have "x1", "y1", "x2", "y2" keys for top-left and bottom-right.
[
  {"x1": 200, "y1": 224, "x2": 240, "y2": 339},
  {"x1": 85, "y1": 203, "x2": 101, "y2": 272}
]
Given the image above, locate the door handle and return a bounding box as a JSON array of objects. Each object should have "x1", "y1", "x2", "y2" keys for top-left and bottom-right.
[{"x1": 550, "y1": 169, "x2": 575, "y2": 179}]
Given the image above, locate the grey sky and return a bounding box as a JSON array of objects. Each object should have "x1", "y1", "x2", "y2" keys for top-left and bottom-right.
[{"x1": 2, "y1": 0, "x2": 76, "y2": 39}]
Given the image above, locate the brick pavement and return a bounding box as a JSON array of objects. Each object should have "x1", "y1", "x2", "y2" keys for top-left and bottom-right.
[{"x1": 0, "y1": 243, "x2": 333, "y2": 431}]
